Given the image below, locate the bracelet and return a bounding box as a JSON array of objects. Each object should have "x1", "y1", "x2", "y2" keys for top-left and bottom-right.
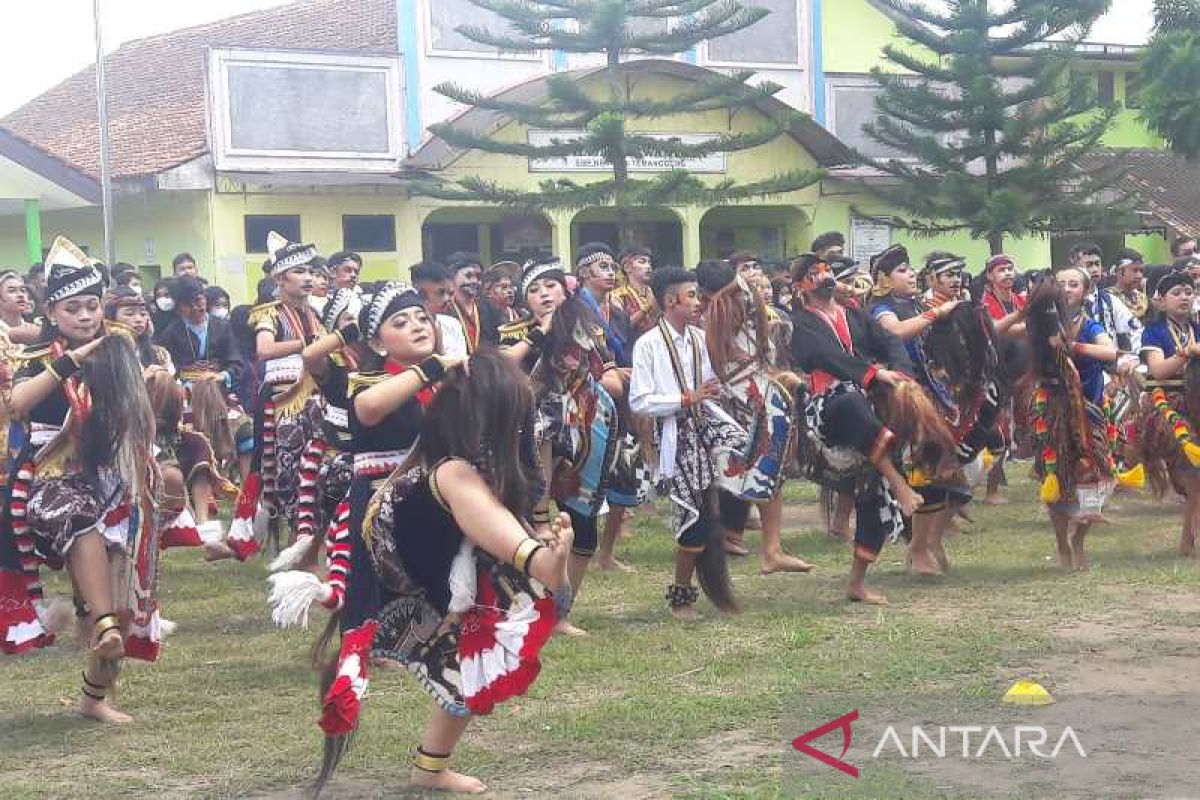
[
  {"x1": 48, "y1": 355, "x2": 81, "y2": 382},
  {"x1": 512, "y1": 537, "x2": 544, "y2": 576},
  {"x1": 416, "y1": 355, "x2": 447, "y2": 385},
  {"x1": 526, "y1": 327, "x2": 547, "y2": 349},
  {"x1": 337, "y1": 323, "x2": 361, "y2": 345}
]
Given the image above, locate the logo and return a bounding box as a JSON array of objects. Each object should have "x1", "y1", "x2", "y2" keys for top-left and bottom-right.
[{"x1": 791, "y1": 709, "x2": 860, "y2": 778}]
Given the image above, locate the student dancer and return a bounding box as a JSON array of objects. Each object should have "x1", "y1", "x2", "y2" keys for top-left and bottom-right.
[
  {"x1": 700, "y1": 261, "x2": 812, "y2": 575},
  {"x1": 630, "y1": 267, "x2": 747, "y2": 620},
  {"x1": 208, "y1": 233, "x2": 325, "y2": 561},
  {"x1": 446, "y1": 252, "x2": 499, "y2": 352},
  {"x1": 481, "y1": 261, "x2": 521, "y2": 326},
  {"x1": 1135, "y1": 270, "x2": 1200, "y2": 557},
  {"x1": 0, "y1": 239, "x2": 161, "y2": 722},
  {"x1": 790, "y1": 253, "x2": 950, "y2": 605},
  {"x1": 1025, "y1": 270, "x2": 1118, "y2": 571},
  {"x1": 500, "y1": 256, "x2": 623, "y2": 635},
  {"x1": 612, "y1": 246, "x2": 658, "y2": 335},
  {"x1": 979, "y1": 254, "x2": 1030, "y2": 505},
  {"x1": 309, "y1": 351, "x2": 571, "y2": 796}
]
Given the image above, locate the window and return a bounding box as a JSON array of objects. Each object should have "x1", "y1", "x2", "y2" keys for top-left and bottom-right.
[
  {"x1": 245, "y1": 215, "x2": 301, "y2": 253},
  {"x1": 1124, "y1": 71, "x2": 1142, "y2": 110},
  {"x1": 428, "y1": 0, "x2": 516, "y2": 54},
  {"x1": 707, "y1": 0, "x2": 799, "y2": 66},
  {"x1": 827, "y1": 78, "x2": 906, "y2": 159},
  {"x1": 342, "y1": 215, "x2": 396, "y2": 252},
  {"x1": 1098, "y1": 71, "x2": 1116, "y2": 105}
]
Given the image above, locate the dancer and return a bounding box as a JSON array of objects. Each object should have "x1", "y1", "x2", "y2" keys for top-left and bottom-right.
[
  {"x1": 0, "y1": 269, "x2": 39, "y2": 344},
  {"x1": 790, "y1": 253, "x2": 944, "y2": 605},
  {"x1": 979, "y1": 254, "x2": 1030, "y2": 505},
  {"x1": 629, "y1": 267, "x2": 747, "y2": 620},
  {"x1": 1135, "y1": 270, "x2": 1200, "y2": 556},
  {"x1": 447, "y1": 252, "x2": 498, "y2": 352},
  {"x1": 0, "y1": 238, "x2": 161, "y2": 722},
  {"x1": 700, "y1": 260, "x2": 812, "y2": 575},
  {"x1": 310, "y1": 350, "x2": 571, "y2": 796},
  {"x1": 481, "y1": 261, "x2": 521, "y2": 326},
  {"x1": 612, "y1": 246, "x2": 658, "y2": 335},
  {"x1": 1025, "y1": 270, "x2": 1118, "y2": 571},
  {"x1": 208, "y1": 232, "x2": 324, "y2": 561}
]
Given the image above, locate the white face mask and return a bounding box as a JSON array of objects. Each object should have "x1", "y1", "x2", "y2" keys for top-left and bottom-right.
[
  {"x1": 155, "y1": 297, "x2": 175, "y2": 312},
  {"x1": 211, "y1": 306, "x2": 230, "y2": 319}
]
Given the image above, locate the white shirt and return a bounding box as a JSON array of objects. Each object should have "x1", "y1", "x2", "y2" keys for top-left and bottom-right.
[
  {"x1": 437, "y1": 314, "x2": 468, "y2": 359},
  {"x1": 629, "y1": 321, "x2": 732, "y2": 478},
  {"x1": 1086, "y1": 288, "x2": 1141, "y2": 352}
]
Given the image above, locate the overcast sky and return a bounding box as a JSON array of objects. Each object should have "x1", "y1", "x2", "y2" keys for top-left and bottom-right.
[{"x1": 0, "y1": 0, "x2": 1157, "y2": 116}]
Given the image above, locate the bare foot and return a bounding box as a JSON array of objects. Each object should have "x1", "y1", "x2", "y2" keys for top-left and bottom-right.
[
  {"x1": 1056, "y1": 547, "x2": 1074, "y2": 572},
  {"x1": 79, "y1": 696, "x2": 132, "y2": 724},
  {"x1": 670, "y1": 604, "x2": 701, "y2": 621},
  {"x1": 724, "y1": 537, "x2": 750, "y2": 557},
  {"x1": 908, "y1": 546, "x2": 941, "y2": 577},
  {"x1": 553, "y1": 618, "x2": 588, "y2": 637},
  {"x1": 597, "y1": 556, "x2": 635, "y2": 573},
  {"x1": 847, "y1": 589, "x2": 889, "y2": 606},
  {"x1": 203, "y1": 541, "x2": 236, "y2": 562},
  {"x1": 931, "y1": 541, "x2": 950, "y2": 573},
  {"x1": 895, "y1": 485, "x2": 922, "y2": 517},
  {"x1": 410, "y1": 767, "x2": 486, "y2": 794},
  {"x1": 1071, "y1": 534, "x2": 1088, "y2": 572},
  {"x1": 760, "y1": 552, "x2": 814, "y2": 574}
]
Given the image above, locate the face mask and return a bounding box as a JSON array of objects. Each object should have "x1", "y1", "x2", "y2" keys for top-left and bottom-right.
[
  {"x1": 211, "y1": 307, "x2": 230, "y2": 319},
  {"x1": 156, "y1": 297, "x2": 175, "y2": 312}
]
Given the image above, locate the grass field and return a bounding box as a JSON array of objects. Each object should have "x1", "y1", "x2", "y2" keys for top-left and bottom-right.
[{"x1": 2, "y1": 473, "x2": 1198, "y2": 799}]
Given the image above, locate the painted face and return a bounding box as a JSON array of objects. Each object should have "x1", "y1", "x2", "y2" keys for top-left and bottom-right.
[
  {"x1": 1163, "y1": 283, "x2": 1195, "y2": 318},
  {"x1": 333, "y1": 259, "x2": 360, "y2": 289},
  {"x1": 453, "y1": 264, "x2": 482, "y2": 300},
  {"x1": 419, "y1": 280, "x2": 455, "y2": 314},
  {"x1": 583, "y1": 258, "x2": 616, "y2": 293},
  {"x1": 886, "y1": 263, "x2": 917, "y2": 297},
  {"x1": 666, "y1": 281, "x2": 702, "y2": 325},
  {"x1": 374, "y1": 306, "x2": 436, "y2": 363},
  {"x1": 276, "y1": 265, "x2": 313, "y2": 300},
  {"x1": 526, "y1": 277, "x2": 566, "y2": 317},
  {"x1": 989, "y1": 261, "x2": 1016, "y2": 290},
  {"x1": 800, "y1": 261, "x2": 836, "y2": 301},
  {"x1": 623, "y1": 255, "x2": 652, "y2": 285},
  {"x1": 930, "y1": 269, "x2": 962, "y2": 295},
  {"x1": 183, "y1": 293, "x2": 208, "y2": 324},
  {"x1": 1055, "y1": 268, "x2": 1089, "y2": 308},
  {"x1": 735, "y1": 259, "x2": 762, "y2": 282},
  {"x1": 486, "y1": 278, "x2": 513, "y2": 309},
  {"x1": 51, "y1": 295, "x2": 102, "y2": 344},
  {"x1": 114, "y1": 303, "x2": 151, "y2": 336},
  {"x1": 0, "y1": 276, "x2": 30, "y2": 317}
]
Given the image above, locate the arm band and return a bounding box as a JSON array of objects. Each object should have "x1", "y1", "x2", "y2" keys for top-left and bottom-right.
[
  {"x1": 417, "y1": 355, "x2": 447, "y2": 385},
  {"x1": 526, "y1": 327, "x2": 547, "y2": 350},
  {"x1": 512, "y1": 537, "x2": 544, "y2": 576},
  {"x1": 48, "y1": 355, "x2": 80, "y2": 382}
]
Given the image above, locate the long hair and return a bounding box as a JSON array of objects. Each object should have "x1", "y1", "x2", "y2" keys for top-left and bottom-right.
[
  {"x1": 1023, "y1": 280, "x2": 1072, "y2": 381},
  {"x1": 532, "y1": 294, "x2": 596, "y2": 392},
  {"x1": 420, "y1": 350, "x2": 539, "y2": 517},
  {"x1": 79, "y1": 335, "x2": 156, "y2": 497},
  {"x1": 189, "y1": 377, "x2": 235, "y2": 462},
  {"x1": 704, "y1": 277, "x2": 770, "y2": 378},
  {"x1": 924, "y1": 300, "x2": 1005, "y2": 408},
  {"x1": 145, "y1": 368, "x2": 184, "y2": 442}
]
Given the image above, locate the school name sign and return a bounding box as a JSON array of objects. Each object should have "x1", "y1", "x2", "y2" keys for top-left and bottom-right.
[{"x1": 528, "y1": 129, "x2": 727, "y2": 173}]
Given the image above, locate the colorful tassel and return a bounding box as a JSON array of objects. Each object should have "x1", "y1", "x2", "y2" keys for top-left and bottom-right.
[
  {"x1": 1117, "y1": 463, "x2": 1146, "y2": 489},
  {"x1": 1039, "y1": 472, "x2": 1061, "y2": 504},
  {"x1": 1151, "y1": 388, "x2": 1200, "y2": 467}
]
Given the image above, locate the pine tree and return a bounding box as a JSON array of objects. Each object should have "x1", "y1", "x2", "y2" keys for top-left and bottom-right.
[
  {"x1": 402, "y1": 0, "x2": 826, "y2": 247},
  {"x1": 856, "y1": 0, "x2": 1130, "y2": 255},
  {"x1": 1140, "y1": 0, "x2": 1200, "y2": 161}
]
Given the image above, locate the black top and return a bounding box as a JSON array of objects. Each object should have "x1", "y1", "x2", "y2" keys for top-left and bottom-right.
[
  {"x1": 789, "y1": 304, "x2": 914, "y2": 384},
  {"x1": 14, "y1": 350, "x2": 70, "y2": 428},
  {"x1": 347, "y1": 371, "x2": 423, "y2": 455},
  {"x1": 318, "y1": 354, "x2": 354, "y2": 448},
  {"x1": 158, "y1": 315, "x2": 247, "y2": 389}
]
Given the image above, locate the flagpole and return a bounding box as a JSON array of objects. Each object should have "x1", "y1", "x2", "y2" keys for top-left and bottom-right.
[{"x1": 92, "y1": 0, "x2": 115, "y2": 266}]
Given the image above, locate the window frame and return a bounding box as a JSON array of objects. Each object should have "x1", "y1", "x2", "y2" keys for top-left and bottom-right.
[
  {"x1": 825, "y1": 73, "x2": 918, "y2": 162},
  {"x1": 701, "y1": 0, "x2": 808, "y2": 71},
  {"x1": 341, "y1": 214, "x2": 398, "y2": 253},
  {"x1": 244, "y1": 214, "x2": 302, "y2": 254},
  {"x1": 421, "y1": 0, "x2": 548, "y2": 62}
]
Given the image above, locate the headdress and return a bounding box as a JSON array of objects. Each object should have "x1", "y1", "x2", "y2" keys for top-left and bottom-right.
[
  {"x1": 829, "y1": 255, "x2": 863, "y2": 282},
  {"x1": 985, "y1": 253, "x2": 1014, "y2": 274},
  {"x1": 870, "y1": 245, "x2": 909, "y2": 297},
  {"x1": 574, "y1": 242, "x2": 615, "y2": 272},
  {"x1": 266, "y1": 231, "x2": 319, "y2": 278},
  {"x1": 923, "y1": 254, "x2": 966, "y2": 278},
  {"x1": 1151, "y1": 270, "x2": 1193, "y2": 298},
  {"x1": 359, "y1": 281, "x2": 423, "y2": 342},
  {"x1": 44, "y1": 236, "x2": 104, "y2": 305},
  {"x1": 321, "y1": 287, "x2": 363, "y2": 332},
  {"x1": 520, "y1": 256, "x2": 567, "y2": 299}
]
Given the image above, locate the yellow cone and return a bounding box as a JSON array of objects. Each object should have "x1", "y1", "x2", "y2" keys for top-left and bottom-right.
[
  {"x1": 982, "y1": 450, "x2": 996, "y2": 471},
  {"x1": 1183, "y1": 441, "x2": 1200, "y2": 468},
  {"x1": 1003, "y1": 679, "x2": 1054, "y2": 705},
  {"x1": 1117, "y1": 463, "x2": 1145, "y2": 489}
]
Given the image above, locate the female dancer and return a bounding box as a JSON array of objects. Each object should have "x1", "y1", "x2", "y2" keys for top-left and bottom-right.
[
  {"x1": 0, "y1": 241, "x2": 160, "y2": 722},
  {"x1": 1025, "y1": 270, "x2": 1118, "y2": 571},
  {"x1": 310, "y1": 350, "x2": 570, "y2": 796},
  {"x1": 1135, "y1": 270, "x2": 1200, "y2": 556},
  {"x1": 500, "y1": 257, "x2": 623, "y2": 635}
]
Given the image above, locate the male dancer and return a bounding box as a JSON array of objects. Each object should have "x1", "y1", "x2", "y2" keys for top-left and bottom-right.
[
  {"x1": 979, "y1": 253, "x2": 1028, "y2": 504},
  {"x1": 790, "y1": 253, "x2": 925, "y2": 605},
  {"x1": 630, "y1": 267, "x2": 745, "y2": 620},
  {"x1": 447, "y1": 252, "x2": 499, "y2": 352},
  {"x1": 412, "y1": 261, "x2": 469, "y2": 359},
  {"x1": 612, "y1": 246, "x2": 658, "y2": 335}
]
